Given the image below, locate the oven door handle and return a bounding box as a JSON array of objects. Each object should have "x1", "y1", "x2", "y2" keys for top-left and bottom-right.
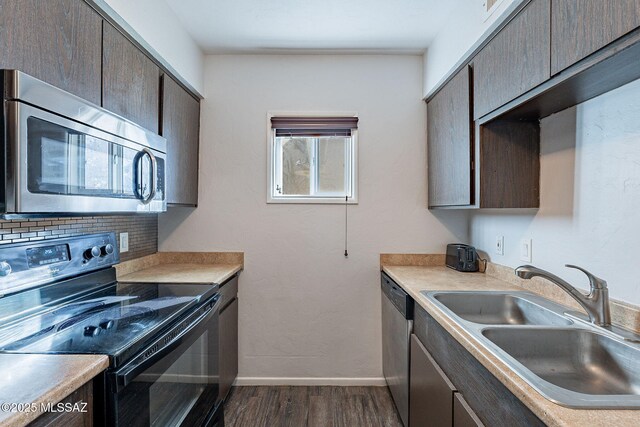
[{"x1": 114, "y1": 297, "x2": 221, "y2": 390}]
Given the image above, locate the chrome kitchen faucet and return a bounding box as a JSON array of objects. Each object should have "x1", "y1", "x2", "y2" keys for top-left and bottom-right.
[{"x1": 515, "y1": 264, "x2": 611, "y2": 327}]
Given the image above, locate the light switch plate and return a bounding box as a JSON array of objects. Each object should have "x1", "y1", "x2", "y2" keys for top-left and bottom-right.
[
  {"x1": 495, "y1": 235, "x2": 504, "y2": 255},
  {"x1": 520, "y1": 238, "x2": 532, "y2": 262},
  {"x1": 120, "y1": 232, "x2": 129, "y2": 253}
]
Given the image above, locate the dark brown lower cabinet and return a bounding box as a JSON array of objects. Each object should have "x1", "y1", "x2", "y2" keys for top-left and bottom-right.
[
  {"x1": 29, "y1": 380, "x2": 93, "y2": 427},
  {"x1": 413, "y1": 305, "x2": 545, "y2": 426},
  {"x1": 410, "y1": 334, "x2": 484, "y2": 427},
  {"x1": 219, "y1": 276, "x2": 239, "y2": 400},
  {"x1": 410, "y1": 334, "x2": 456, "y2": 426},
  {"x1": 453, "y1": 393, "x2": 484, "y2": 427}
]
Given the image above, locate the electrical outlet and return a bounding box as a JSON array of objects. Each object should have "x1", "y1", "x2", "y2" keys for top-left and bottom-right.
[
  {"x1": 520, "y1": 238, "x2": 532, "y2": 262},
  {"x1": 120, "y1": 232, "x2": 129, "y2": 253},
  {"x1": 495, "y1": 236, "x2": 504, "y2": 255}
]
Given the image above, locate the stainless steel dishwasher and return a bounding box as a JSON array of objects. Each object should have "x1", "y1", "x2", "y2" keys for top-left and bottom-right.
[{"x1": 381, "y1": 272, "x2": 414, "y2": 427}]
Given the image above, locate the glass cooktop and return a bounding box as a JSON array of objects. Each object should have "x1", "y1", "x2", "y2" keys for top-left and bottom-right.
[{"x1": 0, "y1": 280, "x2": 217, "y2": 367}]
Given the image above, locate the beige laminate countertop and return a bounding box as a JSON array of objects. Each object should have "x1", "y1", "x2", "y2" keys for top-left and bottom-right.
[
  {"x1": 115, "y1": 252, "x2": 244, "y2": 285},
  {"x1": 0, "y1": 354, "x2": 108, "y2": 427},
  {"x1": 382, "y1": 265, "x2": 640, "y2": 427},
  {"x1": 118, "y1": 263, "x2": 242, "y2": 285}
]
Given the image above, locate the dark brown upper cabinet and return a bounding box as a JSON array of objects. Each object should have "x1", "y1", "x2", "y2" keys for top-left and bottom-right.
[
  {"x1": 472, "y1": 0, "x2": 551, "y2": 119},
  {"x1": 427, "y1": 0, "x2": 640, "y2": 210},
  {"x1": 0, "y1": 0, "x2": 102, "y2": 104},
  {"x1": 551, "y1": 0, "x2": 640, "y2": 75},
  {"x1": 102, "y1": 22, "x2": 160, "y2": 133},
  {"x1": 427, "y1": 66, "x2": 539, "y2": 210},
  {"x1": 427, "y1": 66, "x2": 473, "y2": 208},
  {"x1": 161, "y1": 75, "x2": 200, "y2": 206}
]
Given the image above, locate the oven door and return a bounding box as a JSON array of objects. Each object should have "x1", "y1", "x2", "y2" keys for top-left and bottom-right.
[
  {"x1": 107, "y1": 298, "x2": 221, "y2": 427},
  {"x1": 5, "y1": 101, "x2": 166, "y2": 214}
]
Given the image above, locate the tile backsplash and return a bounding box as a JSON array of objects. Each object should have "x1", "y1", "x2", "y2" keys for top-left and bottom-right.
[{"x1": 0, "y1": 215, "x2": 157, "y2": 261}]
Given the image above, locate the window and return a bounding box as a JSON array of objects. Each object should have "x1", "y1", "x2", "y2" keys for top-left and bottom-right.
[
  {"x1": 482, "y1": 0, "x2": 506, "y2": 21},
  {"x1": 268, "y1": 116, "x2": 358, "y2": 203}
]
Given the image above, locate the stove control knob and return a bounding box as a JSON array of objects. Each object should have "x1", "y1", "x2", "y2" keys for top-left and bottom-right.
[
  {"x1": 100, "y1": 244, "x2": 115, "y2": 257},
  {"x1": 84, "y1": 246, "x2": 101, "y2": 260},
  {"x1": 0, "y1": 261, "x2": 11, "y2": 277},
  {"x1": 83, "y1": 325, "x2": 101, "y2": 337}
]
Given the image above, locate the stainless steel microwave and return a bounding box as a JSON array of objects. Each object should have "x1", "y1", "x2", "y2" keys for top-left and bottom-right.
[{"x1": 0, "y1": 70, "x2": 166, "y2": 216}]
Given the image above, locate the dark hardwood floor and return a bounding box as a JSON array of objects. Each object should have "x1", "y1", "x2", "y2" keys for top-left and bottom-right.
[{"x1": 223, "y1": 386, "x2": 403, "y2": 427}]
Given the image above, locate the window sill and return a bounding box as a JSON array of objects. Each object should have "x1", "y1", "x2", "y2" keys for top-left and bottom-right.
[{"x1": 267, "y1": 197, "x2": 358, "y2": 205}]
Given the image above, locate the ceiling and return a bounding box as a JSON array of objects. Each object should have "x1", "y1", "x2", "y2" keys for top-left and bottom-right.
[{"x1": 164, "y1": 0, "x2": 461, "y2": 54}]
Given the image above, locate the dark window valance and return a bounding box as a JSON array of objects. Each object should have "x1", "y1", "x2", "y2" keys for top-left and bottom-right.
[{"x1": 271, "y1": 116, "x2": 358, "y2": 137}]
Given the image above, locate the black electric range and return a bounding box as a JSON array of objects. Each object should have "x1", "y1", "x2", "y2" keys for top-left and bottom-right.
[{"x1": 0, "y1": 233, "x2": 223, "y2": 427}]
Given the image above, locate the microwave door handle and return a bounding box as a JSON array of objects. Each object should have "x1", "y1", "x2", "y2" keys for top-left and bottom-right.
[
  {"x1": 133, "y1": 150, "x2": 144, "y2": 201},
  {"x1": 141, "y1": 148, "x2": 157, "y2": 205},
  {"x1": 114, "y1": 299, "x2": 221, "y2": 390}
]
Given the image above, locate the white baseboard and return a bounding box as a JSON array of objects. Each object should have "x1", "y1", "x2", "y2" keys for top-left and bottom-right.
[{"x1": 234, "y1": 377, "x2": 387, "y2": 386}]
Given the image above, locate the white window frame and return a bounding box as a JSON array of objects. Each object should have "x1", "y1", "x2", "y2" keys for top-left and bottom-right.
[
  {"x1": 267, "y1": 113, "x2": 358, "y2": 204},
  {"x1": 482, "y1": 0, "x2": 507, "y2": 22}
]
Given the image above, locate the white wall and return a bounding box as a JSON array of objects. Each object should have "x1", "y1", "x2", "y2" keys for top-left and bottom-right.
[
  {"x1": 471, "y1": 78, "x2": 640, "y2": 306},
  {"x1": 159, "y1": 54, "x2": 468, "y2": 382},
  {"x1": 422, "y1": 0, "x2": 515, "y2": 97},
  {"x1": 104, "y1": 0, "x2": 204, "y2": 93}
]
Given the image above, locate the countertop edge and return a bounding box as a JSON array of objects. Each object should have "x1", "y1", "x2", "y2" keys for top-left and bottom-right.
[
  {"x1": 216, "y1": 264, "x2": 243, "y2": 285},
  {"x1": 1, "y1": 355, "x2": 109, "y2": 427}
]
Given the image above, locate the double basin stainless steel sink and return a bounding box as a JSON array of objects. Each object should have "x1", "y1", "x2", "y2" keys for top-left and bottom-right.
[{"x1": 422, "y1": 291, "x2": 640, "y2": 409}]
